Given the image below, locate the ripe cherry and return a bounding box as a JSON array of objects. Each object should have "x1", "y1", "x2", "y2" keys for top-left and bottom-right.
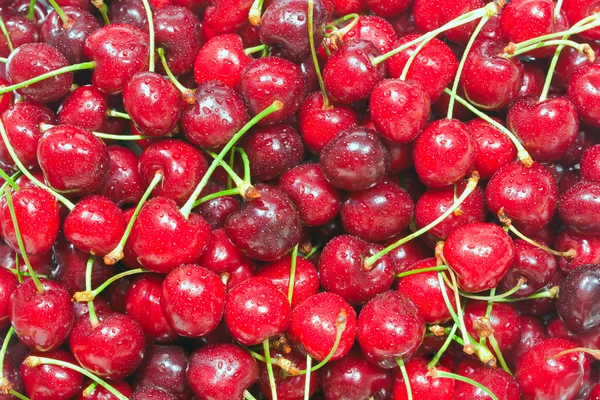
[
  {"x1": 466, "y1": 118, "x2": 517, "y2": 180},
  {"x1": 202, "y1": 0, "x2": 254, "y2": 36},
  {"x1": 562, "y1": 0, "x2": 600, "y2": 40},
  {"x1": 567, "y1": 64, "x2": 600, "y2": 128},
  {"x1": 463, "y1": 300, "x2": 522, "y2": 352},
  {"x1": 559, "y1": 181, "x2": 600, "y2": 235},
  {"x1": 257, "y1": 349, "x2": 320, "y2": 400},
  {"x1": 393, "y1": 357, "x2": 455, "y2": 400},
  {"x1": 454, "y1": 367, "x2": 520, "y2": 400},
  {"x1": 21, "y1": 348, "x2": 83, "y2": 400},
  {"x1": 133, "y1": 344, "x2": 191, "y2": 400},
  {"x1": 0, "y1": 12, "x2": 40, "y2": 58},
  {"x1": 193, "y1": 34, "x2": 252, "y2": 87},
  {"x1": 195, "y1": 182, "x2": 243, "y2": 230},
  {"x1": 344, "y1": 15, "x2": 397, "y2": 53},
  {"x1": 382, "y1": 231, "x2": 432, "y2": 274},
  {"x1": 580, "y1": 144, "x2": 600, "y2": 182},
  {"x1": 108, "y1": 0, "x2": 148, "y2": 29},
  {"x1": 57, "y1": 86, "x2": 108, "y2": 132},
  {"x1": 556, "y1": 264, "x2": 600, "y2": 332},
  {"x1": 0, "y1": 268, "x2": 18, "y2": 330},
  {"x1": 100, "y1": 146, "x2": 144, "y2": 207},
  {"x1": 554, "y1": 229, "x2": 600, "y2": 272}
]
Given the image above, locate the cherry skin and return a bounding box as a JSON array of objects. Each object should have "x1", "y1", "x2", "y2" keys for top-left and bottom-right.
[
  {"x1": 255, "y1": 255, "x2": 318, "y2": 308},
  {"x1": 454, "y1": 367, "x2": 520, "y2": 400},
  {"x1": 340, "y1": 179, "x2": 414, "y2": 242},
  {"x1": 382, "y1": 231, "x2": 432, "y2": 274},
  {"x1": 485, "y1": 161, "x2": 559, "y2": 235},
  {"x1": 0, "y1": 356, "x2": 23, "y2": 400},
  {"x1": 6, "y1": 42, "x2": 73, "y2": 103},
  {"x1": 516, "y1": 338, "x2": 590, "y2": 400},
  {"x1": 128, "y1": 196, "x2": 212, "y2": 274},
  {"x1": 238, "y1": 56, "x2": 306, "y2": 126},
  {"x1": 194, "y1": 34, "x2": 251, "y2": 88},
  {"x1": 357, "y1": 290, "x2": 425, "y2": 369},
  {"x1": 0, "y1": 187, "x2": 60, "y2": 256},
  {"x1": 559, "y1": 181, "x2": 600, "y2": 235},
  {"x1": 319, "y1": 349, "x2": 394, "y2": 400},
  {"x1": 440, "y1": 0, "x2": 483, "y2": 45},
  {"x1": 133, "y1": 344, "x2": 191, "y2": 400},
  {"x1": 225, "y1": 184, "x2": 301, "y2": 262},
  {"x1": 21, "y1": 348, "x2": 84, "y2": 400},
  {"x1": 466, "y1": 118, "x2": 517, "y2": 180},
  {"x1": 278, "y1": 163, "x2": 342, "y2": 227},
  {"x1": 320, "y1": 126, "x2": 390, "y2": 191},
  {"x1": 331, "y1": 0, "x2": 367, "y2": 15},
  {"x1": 69, "y1": 311, "x2": 146, "y2": 380},
  {"x1": 554, "y1": 229, "x2": 600, "y2": 273},
  {"x1": 202, "y1": 0, "x2": 254, "y2": 36},
  {"x1": 107, "y1": 0, "x2": 148, "y2": 29},
  {"x1": 257, "y1": 349, "x2": 320, "y2": 400},
  {"x1": 194, "y1": 183, "x2": 242, "y2": 229},
  {"x1": 181, "y1": 80, "x2": 249, "y2": 149},
  {"x1": 288, "y1": 292, "x2": 357, "y2": 361},
  {"x1": 224, "y1": 277, "x2": 291, "y2": 346},
  {"x1": 580, "y1": 144, "x2": 600, "y2": 182},
  {"x1": 57, "y1": 85, "x2": 108, "y2": 132},
  {"x1": 123, "y1": 72, "x2": 182, "y2": 137},
  {"x1": 518, "y1": 61, "x2": 546, "y2": 97},
  {"x1": 369, "y1": 79, "x2": 430, "y2": 143},
  {"x1": 393, "y1": 357, "x2": 455, "y2": 400},
  {"x1": 100, "y1": 145, "x2": 144, "y2": 207},
  {"x1": 554, "y1": 42, "x2": 600, "y2": 88},
  {"x1": 37, "y1": 125, "x2": 110, "y2": 197},
  {"x1": 9, "y1": 278, "x2": 74, "y2": 351},
  {"x1": 131, "y1": 386, "x2": 178, "y2": 400},
  {"x1": 344, "y1": 15, "x2": 396, "y2": 54},
  {"x1": 138, "y1": 139, "x2": 208, "y2": 206},
  {"x1": 507, "y1": 315, "x2": 546, "y2": 368},
  {"x1": 84, "y1": 24, "x2": 150, "y2": 94},
  {"x1": 323, "y1": 39, "x2": 385, "y2": 104},
  {"x1": 242, "y1": 124, "x2": 305, "y2": 182},
  {"x1": 556, "y1": 264, "x2": 600, "y2": 332},
  {"x1": 0, "y1": 268, "x2": 18, "y2": 330},
  {"x1": 463, "y1": 300, "x2": 522, "y2": 352},
  {"x1": 160, "y1": 264, "x2": 226, "y2": 338},
  {"x1": 0, "y1": 77, "x2": 14, "y2": 117},
  {"x1": 0, "y1": 12, "x2": 40, "y2": 58},
  {"x1": 444, "y1": 222, "x2": 515, "y2": 293},
  {"x1": 319, "y1": 234, "x2": 395, "y2": 305},
  {"x1": 562, "y1": 0, "x2": 600, "y2": 40},
  {"x1": 76, "y1": 380, "x2": 133, "y2": 400},
  {"x1": 567, "y1": 64, "x2": 600, "y2": 128}
]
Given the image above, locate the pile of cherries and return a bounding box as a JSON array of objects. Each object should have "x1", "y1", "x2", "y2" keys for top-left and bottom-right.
[{"x1": 0, "y1": 0, "x2": 600, "y2": 398}]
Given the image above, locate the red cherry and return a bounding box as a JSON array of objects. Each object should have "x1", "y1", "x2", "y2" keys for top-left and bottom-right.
[
  {"x1": 464, "y1": 300, "x2": 522, "y2": 352},
  {"x1": 100, "y1": 146, "x2": 144, "y2": 207},
  {"x1": 57, "y1": 85, "x2": 108, "y2": 132},
  {"x1": 0, "y1": 267, "x2": 18, "y2": 330},
  {"x1": 562, "y1": 0, "x2": 600, "y2": 40},
  {"x1": 556, "y1": 264, "x2": 600, "y2": 332},
  {"x1": 466, "y1": 118, "x2": 517, "y2": 180},
  {"x1": 518, "y1": 61, "x2": 546, "y2": 97},
  {"x1": 75, "y1": 380, "x2": 133, "y2": 400},
  {"x1": 555, "y1": 229, "x2": 600, "y2": 273},
  {"x1": 107, "y1": 0, "x2": 148, "y2": 29},
  {"x1": 344, "y1": 15, "x2": 397, "y2": 53},
  {"x1": 133, "y1": 344, "x2": 191, "y2": 400},
  {"x1": 440, "y1": 0, "x2": 483, "y2": 44},
  {"x1": 567, "y1": 64, "x2": 600, "y2": 128},
  {"x1": 580, "y1": 144, "x2": 600, "y2": 182},
  {"x1": 559, "y1": 181, "x2": 600, "y2": 235},
  {"x1": 202, "y1": 0, "x2": 253, "y2": 36},
  {"x1": 393, "y1": 357, "x2": 455, "y2": 400},
  {"x1": 382, "y1": 231, "x2": 432, "y2": 275},
  {"x1": 0, "y1": 12, "x2": 40, "y2": 58},
  {"x1": 195, "y1": 182, "x2": 243, "y2": 230},
  {"x1": 194, "y1": 34, "x2": 252, "y2": 87},
  {"x1": 21, "y1": 348, "x2": 83, "y2": 400},
  {"x1": 257, "y1": 349, "x2": 320, "y2": 400},
  {"x1": 454, "y1": 367, "x2": 520, "y2": 400}
]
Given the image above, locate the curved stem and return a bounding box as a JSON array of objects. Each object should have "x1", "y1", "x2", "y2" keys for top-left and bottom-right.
[
  {"x1": 0, "y1": 170, "x2": 19, "y2": 192},
  {"x1": 303, "y1": 354, "x2": 312, "y2": 400},
  {"x1": 85, "y1": 255, "x2": 99, "y2": 329},
  {"x1": 263, "y1": 340, "x2": 278, "y2": 400},
  {"x1": 296, "y1": 311, "x2": 347, "y2": 374},
  {"x1": 399, "y1": 34, "x2": 434, "y2": 81},
  {"x1": 287, "y1": 244, "x2": 299, "y2": 304},
  {"x1": 105, "y1": 110, "x2": 131, "y2": 120},
  {"x1": 489, "y1": 334, "x2": 511, "y2": 374},
  {"x1": 192, "y1": 188, "x2": 240, "y2": 208},
  {"x1": 244, "y1": 390, "x2": 258, "y2": 400},
  {"x1": 459, "y1": 278, "x2": 526, "y2": 301},
  {"x1": 91, "y1": 0, "x2": 110, "y2": 25},
  {"x1": 554, "y1": 0, "x2": 564, "y2": 20},
  {"x1": 308, "y1": 0, "x2": 329, "y2": 108},
  {"x1": 504, "y1": 39, "x2": 593, "y2": 59},
  {"x1": 551, "y1": 347, "x2": 600, "y2": 361},
  {"x1": 104, "y1": 170, "x2": 163, "y2": 264},
  {"x1": 0, "y1": 61, "x2": 95, "y2": 95},
  {"x1": 236, "y1": 148, "x2": 251, "y2": 183},
  {"x1": 397, "y1": 265, "x2": 448, "y2": 279},
  {"x1": 180, "y1": 100, "x2": 283, "y2": 218},
  {"x1": 448, "y1": 268, "x2": 472, "y2": 354},
  {"x1": 47, "y1": 0, "x2": 72, "y2": 29},
  {"x1": 26, "y1": 0, "x2": 36, "y2": 21},
  {"x1": 248, "y1": 0, "x2": 264, "y2": 25},
  {"x1": 428, "y1": 324, "x2": 458, "y2": 368},
  {"x1": 140, "y1": 0, "x2": 155, "y2": 72},
  {"x1": 430, "y1": 369, "x2": 499, "y2": 400},
  {"x1": 0, "y1": 326, "x2": 14, "y2": 387},
  {"x1": 10, "y1": 390, "x2": 29, "y2": 400},
  {"x1": 396, "y1": 357, "x2": 413, "y2": 400},
  {"x1": 157, "y1": 48, "x2": 194, "y2": 104},
  {"x1": 0, "y1": 14, "x2": 14, "y2": 53},
  {"x1": 73, "y1": 268, "x2": 149, "y2": 302},
  {"x1": 493, "y1": 286, "x2": 559, "y2": 302},
  {"x1": 205, "y1": 150, "x2": 259, "y2": 200},
  {"x1": 40, "y1": 122, "x2": 148, "y2": 141},
  {"x1": 244, "y1": 44, "x2": 268, "y2": 56}
]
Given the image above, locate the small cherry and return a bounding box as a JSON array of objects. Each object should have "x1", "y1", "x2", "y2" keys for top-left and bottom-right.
[
  {"x1": 57, "y1": 85, "x2": 108, "y2": 132},
  {"x1": 466, "y1": 118, "x2": 517, "y2": 180},
  {"x1": 194, "y1": 183, "x2": 243, "y2": 230},
  {"x1": 257, "y1": 349, "x2": 320, "y2": 400},
  {"x1": 76, "y1": 379, "x2": 133, "y2": 400},
  {"x1": 567, "y1": 64, "x2": 600, "y2": 128},
  {"x1": 344, "y1": 15, "x2": 397, "y2": 54},
  {"x1": 453, "y1": 367, "x2": 520, "y2": 400},
  {"x1": 580, "y1": 144, "x2": 600, "y2": 182},
  {"x1": 382, "y1": 231, "x2": 432, "y2": 274},
  {"x1": 393, "y1": 357, "x2": 455, "y2": 400},
  {"x1": 193, "y1": 34, "x2": 252, "y2": 87},
  {"x1": 556, "y1": 264, "x2": 600, "y2": 332},
  {"x1": 107, "y1": 0, "x2": 148, "y2": 29},
  {"x1": 0, "y1": 12, "x2": 40, "y2": 58},
  {"x1": 133, "y1": 344, "x2": 191, "y2": 400},
  {"x1": 463, "y1": 300, "x2": 522, "y2": 353},
  {"x1": 554, "y1": 229, "x2": 600, "y2": 273},
  {"x1": 99, "y1": 145, "x2": 144, "y2": 207},
  {"x1": 0, "y1": 268, "x2": 18, "y2": 330},
  {"x1": 559, "y1": 181, "x2": 600, "y2": 235}
]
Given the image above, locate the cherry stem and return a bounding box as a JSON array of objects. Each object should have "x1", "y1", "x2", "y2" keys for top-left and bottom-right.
[
  {"x1": 554, "y1": 0, "x2": 564, "y2": 19},
  {"x1": 9, "y1": 268, "x2": 49, "y2": 280},
  {"x1": 140, "y1": 0, "x2": 155, "y2": 72},
  {"x1": 244, "y1": 44, "x2": 269, "y2": 56},
  {"x1": 492, "y1": 285, "x2": 559, "y2": 302},
  {"x1": 489, "y1": 334, "x2": 511, "y2": 374},
  {"x1": 14, "y1": 254, "x2": 22, "y2": 283},
  {"x1": 83, "y1": 382, "x2": 99, "y2": 397},
  {"x1": 91, "y1": 0, "x2": 110, "y2": 25},
  {"x1": 73, "y1": 268, "x2": 149, "y2": 302},
  {"x1": 459, "y1": 278, "x2": 526, "y2": 301},
  {"x1": 106, "y1": 110, "x2": 131, "y2": 120},
  {"x1": 296, "y1": 311, "x2": 347, "y2": 375},
  {"x1": 364, "y1": 171, "x2": 479, "y2": 269},
  {"x1": 551, "y1": 347, "x2": 600, "y2": 361},
  {"x1": 26, "y1": 0, "x2": 36, "y2": 21},
  {"x1": 236, "y1": 148, "x2": 251, "y2": 183},
  {"x1": 0, "y1": 171, "x2": 20, "y2": 199},
  {"x1": 396, "y1": 356, "x2": 413, "y2": 400},
  {"x1": 157, "y1": 48, "x2": 194, "y2": 104},
  {"x1": 204, "y1": 150, "x2": 259, "y2": 201},
  {"x1": 0, "y1": 58, "x2": 7, "y2": 63},
  {"x1": 192, "y1": 188, "x2": 240, "y2": 208},
  {"x1": 443, "y1": 88, "x2": 533, "y2": 167},
  {"x1": 428, "y1": 324, "x2": 458, "y2": 368},
  {"x1": 397, "y1": 265, "x2": 448, "y2": 279},
  {"x1": 104, "y1": 170, "x2": 163, "y2": 264},
  {"x1": 263, "y1": 339, "x2": 279, "y2": 400},
  {"x1": 429, "y1": 369, "x2": 499, "y2": 400},
  {"x1": 287, "y1": 244, "x2": 299, "y2": 304},
  {"x1": 180, "y1": 100, "x2": 283, "y2": 218},
  {"x1": 326, "y1": 13, "x2": 360, "y2": 30},
  {"x1": 308, "y1": 0, "x2": 330, "y2": 109},
  {"x1": 25, "y1": 357, "x2": 128, "y2": 400},
  {"x1": 448, "y1": 268, "x2": 472, "y2": 354},
  {"x1": 85, "y1": 255, "x2": 100, "y2": 329},
  {"x1": 244, "y1": 390, "x2": 258, "y2": 400},
  {"x1": 39, "y1": 122, "x2": 149, "y2": 141},
  {"x1": 47, "y1": 0, "x2": 73, "y2": 29},
  {"x1": 0, "y1": 170, "x2": 19, "y2": 192},
  {"x1": 10, "y1": 390, "x2": 28, "y2": 400},
  {"x1": 4, "y1": 188, "x2": 43, "y2": 293},
  {"x1": 303, "y1": 354, "x2": 312, "y2": 400},
  {"x1": 303, "y1": 244, "x2": 320, "y2": 259},
  {"x1": 504, "y1": 39, "x2": 594, "y2": 60},
  {"x1": 0, "y1": 326, "x2": 14, "y2": 391},
  {"x1": 447, "y1": 16, "x2": 489, "y2": 119},
  {"x1": 248, "y1": 0, "x2": 264, "y2": 26},
  {"x1": 398, "y1": 33, "x2": 434, "y2": 81},
  {"x1": 0, "y1": 14, "x2": 14, "y2": 53}
]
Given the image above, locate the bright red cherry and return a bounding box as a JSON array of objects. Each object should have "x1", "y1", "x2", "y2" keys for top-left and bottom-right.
[
  {"x1": 554, "y1": 229, "x2": 600, "y2": 273},
  {"x1": 393, "y1": 357, "x2": 455, "y2": 400},
  {"x1": 454, "y1": 367, "x2": 520, "y2": 400},
  {"x1": 194, "y1": 34, "x2": 252, "y2": 87},
  {"x1": 562, "y1": 0, "x2": 600, "y2": 40},
  {"x1": 57, "y1": 85, "x2": 108, "y2": 132},
  {"x1": 559, "y1": 181, "x2": 600, "y2": 235},
  {"x1": 580, "y1": 144, "x2": 600, "y2": 182},
  {"x1": 466, "y1": 118, "x2": 517, "y2": 180},
  {"x1": 0, "y1": 268, "x2": 18, "y2": 330},
  {"x1": 463, "y1": 300, "x2": 522, "y2": 352},
  {"x1": 567, "y1": 64, "x2": 600, "y2": 128},
  {"x1": 344, "y1": 15, "x2": 397, "y2": 53}
]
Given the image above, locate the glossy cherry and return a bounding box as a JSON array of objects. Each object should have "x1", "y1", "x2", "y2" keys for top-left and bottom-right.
[
  {"x1": 100, "y1": 145, "x2": 144, "y2": 207},
  {"x1": 257, "y1": 349, "x2": 320, "y2": 400},
  {"x1": 562, "y1": 0, "x2": 600, "y2": 40},
  {"x1": 454, "y1": 367, "x2": 520, "y2": 400},
  {"x1": 133, "y1": 344, "x2": 191, "y2": 400},
  {"x1": 76, "y1": 380, "x2": 133, "y2": 400},
  {"x1": 107, "y1": 0, "x2": 148, "y2": 29},
  {"x1": 57, "y1": 85, "x2": 108, "y2": 132},
  {"x1": 559, "y1": 181, "x2": 600, "y2": 235},
  {"x1": 21, "y1": 349, "x2": 83, "y2": 400},
  {"x1": 567, "y1": 64, "x2": 600, "y2": 128},
  {"x1": 382, "y1": 231, "x2": 432, "y2": 274},
  {"x1": 466, "y1": 118, "x2": 517, "y2": 180},
  {"x1": 440, "y1": 0, "x2": 483, "y2": 44},
  {"x1": 0, "y1": 12, "x2": 40, "y2": 58},
  {"x1": 202, "y1": 0, "x2": 254, "y2": 36},
  {"x1": 554, "y1": 229, "x2": 600, "y2": 272},
  {"x1": 195, "y1": 183, "x2": 243, "y2": 230},
  {"x1": 463, "y1": 300, "x2": 522, "y2": 352},
  {"x1": 394, "y1": 357, "x2": 455, "y2": 400},
  {"x1": 0, "y1": 268, "x2": 18, "y2": 330},
  {"x1": 193, "y1": 34, "x2": 252, "y2": 87},
  {"x1": 556, "y1": 264, "x2": 600, "y2": 332},
  {"x1": 580, "y1": 144, "x2": 600, "y2": 182}
]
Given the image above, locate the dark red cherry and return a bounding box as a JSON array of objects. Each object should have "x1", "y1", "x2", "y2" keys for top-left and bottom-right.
[
  {"x1": 507, "y1": 315, "x2": 546, "y2": 367},
  {"x1": 255, "y1": 255, "x2": 318, "y2": 308},
  {"x1": 413, "y1": 119, "x2": 476, "y2": 188},
  {"x1": 129, "y1": 196, "x2": 212, "y2": 274},
  {"x1": 562, "y1": 0, "x2": 600, "y2": 40},
  {"x1": 382, "y1": 231, "x2": 431, "y2": 274},
  {"x1": 463, "y1": 300, "x2": 522, "y2": 352},
  {"x1": 224, "y1": 277, "x2": 291, "y2": 345},
  {"x1": 581, "y1": 144, "x2": 600, "y2": 183},
  {"x1": 559, "y1": 181, "x2": 600, "y2": 235},
  {"x1": 155, "y1": 5, "x2": 204, "y2": 76},
  {"x1": 370, "y1": 79, "x2": 430, "y2": 143},
  {"x1": 554, "y1": 42, "x2": 600, "y2": 88},
  {"x1": 444, "y1": 222, "x2": 515, "y2": 292},
  {"x1": 202, "y1": 0, "x2": 254, "y2": 36},
  {"x1": 561, "y1": 124, "x2": 600, "y2": 167},
  {"x1": 76, "y1": 379, "x2": 133, "y2": 400},
  {"x1": 72, "y1": 298, "x2": 112, "y2": 320},
  {"x1": 257, "y1": 349, "x2": 319, "y2": 400},
  {"x1": 6, "y1": 42, "x2": 72, "y2": 103},
  {"x1": 181, "y1": 80, "x2": 248, "y2": 149},
  {"x1": 440, "y1": 0, "x2": 483, "y2": 44},
  {"x1": 160, "y1": 264, "x2": 225, "y2": 338},
  {"x1": 0, "y1": 356, "x2": 23, "y2": 400},
  {"x1": 107, "y1": 0, "x2": 148, "y2": 29},
  {"x1": 0, "y1": 268, "x2": 18, "y2": 330},
  {"x1": 388, "y1": 6, "x2": 421, "y2": 37},
  {"x1": 0, "y1": 12, "x2": 40, "y2": 58},
  {"x1": 344, "y1": 15, "x2": 397, "y2": 54},
  {"x1": 123, "y1": 72, "x2": 182, "y2": 137},
  {"x1": 341, "y1": 179, "x2": 413, "y2": 242},
  {"x1": 556, "y1": 264, "x2": 600, "y2": 332},
  {"x1": 84, "y1": 24, "x2": 150, "y2": 94},
  {"x1": 100, "y1": 145, "x2": 144, "y2": 207},
  {"x1": 518, "y1": 61, "x2": 546, "y2": 97},
  {"x1": 516, "y1": 338, "x2": 590, "y2": 400},
  {"x1": 131, "y1": 385, "x2": 178, "y2": 400},
  {"x1": 57, "y1": 85, "x2": 108, "y2": 131},
  {"x1": 393, "y1": 357, "x2": 455, "y2": 400},
  {"x1": 555, "y1": 230, "x2": 600, "y2": 273},
  {"x1": 320, "y1": 350, "x2": 393, "y2": 400},
  {"x1": 242, "y1": 124, "x2": 305, "y2": 182},
  {"x1": 454, "y1": 367, "x2": 520, "y2": 400},
  {"x1": 486, "y1": 161, "x2": 559, "y2": 235},
  {"x1": 319, "y1": 235, "x2": 395, "y2": 305},
  {"x1": 466, "y1": 118, "x2": 517, "y2": 180},
  {"x1": 567, "y1": 64, "x2": 600, "y2": 128},
  {"x1": 138, "y1": 139, "x2": 208, "y2": 206},
  {"x1": 320, "y1": 126, "x2": 390, "y2": 191},
  {"x1": 238, "y1": 56, "x2": 306, "y2": 126},
  {"x1": 21, "y1": 348, "x2": 84, "y2": 400},
  {"x1": 357, "y1": 291, "x2": 425, "y2": 369},
  {"x1": 195, "y1": 183, "x2": 243, "y2": 230},
  {"x1": 225, "y1": 184, "x2": 301, "y2": 262},
  {"x1": 9, "y1": 278, "x2": 74, "y2": 351},
  {"x1": 323, "y1": 39, "x2": 385, "y2": 104},
  {"x1": 500, "y1": 239, "x2": 557, "y2": 297},
  {"x1": 194, "y1": 34, "x2": 251, "y2": 88},
  {"x1": 133, "y1": 344, "x2": 190, "y2": 400},
  {"x1": 386, "y1": 35, "x2": 458, "y2": 103}
]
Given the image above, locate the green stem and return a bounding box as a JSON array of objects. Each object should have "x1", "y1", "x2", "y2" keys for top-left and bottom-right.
[
  {"x1": 10, "y1": 390, "x2": 29, "y2": 400},
  {"x1": 308, "y1": 0, "x2": 329, "y2": 108},
  {"x1": 0, "y1": 326, "x2": 14, "y2": 383},
  {"x1": 248, "y1": 0, "x2": 264, "y2": 25},
  {"x1": 504, "y1": 39, "x2": 591, "y2": 59},
  {"x1": 263, "y1": 340, "x2": 278, "y2": 400},
  {"x1": 447, "y1": 268, "x2": 472, "y2": 353},
  {"x1": 157, "y1": 48, "x2": 194, "y2": 104},
  {"x1": 205, "y1": 150, "x2": 245, "y2": 188},
  {"x1": 40, "y1": 122, "x2": 147, "y2": 141},
  {"x1": 91, "y1": 0, "x2": 110, "y2": 25},
  {"x1": 492, "y1": 286, "x2": 558, "y2": 302},
  {"x1": 180, "y1": 100, "x2": 283, "y2": 218},
  {"x1": 428, "y1": 324, "x2": 458, "y2": 368},
  {"x1": 303, "y1": 354, "x2": 312, "y2": 400},
  {"x1": 287, "y1": 245, "x2": 299, "y2": 304},
  {"x1": 506, "y1": 223, "x2": 575, "y2": 258},
  {"x1": 297, "y1": 311, "x2": 347, "y2": 374},
  {"x1": 481, "y1": 287, "x2": 496, "y2": 346},
  {"x1": 432, "y1": 370, "x2": 499, "y2": 400},
  {"x1": 303, "y1": 244, "x2": 320, "y2": 259},
  {"x1": 554, "y1": 0, "x2": 564, "y2": 19},
  {"x1": 489, "y1": 334, "x2": 511, "y2": 374},
  {"x1": 236, "y1": 148, "x2": 251, "y2": 183},
  {"x1": 244, "y1": 44, "x2": 268, "y2": 55},
  {"x1": 0, "y1": 170, "x2": 19, "y2": 191},
  {"x1": 105, "y1": 110, "x2": 131, "y2": 120},
  {"x1": 4, "y1": 188, "x2": 43, "y2": 293},
  {"x1": 26, "y1": 0, "x2": 36, "y2": 21},
  {"x1": 73, "y1": 268, "x2": 149, "y2": 302},
  {"x1": 244, "y1": 390, "x2": 258, "y2": 400},
  {"x1": 399, "y1": 34, "x2": 435, "y2": 81},
  {"x1": 227, "y1": 148, "x2": 235, "y2": 189},
  {"x1": 85, "y1": 255, "x2": 99, "y2": 329},
  {"x1": 397, "y1": 265, "x2": 448, "y2": 279},
  {"x1": 460, "y1": 278, "x2": 525, "y2": 301},
  {"x1": 0, "y1": 60, "x2": 95, "y2": 94},
  {"x1": 47, "y1": 0, "x2": 72, "y2": 29},
  {"x1": 141, "y1": 0, "x2": 155, "y2": 72},
  {"x1": 396, "y1": 356, "x2": 413, "y2": 400},
  {"x1": 82, "y1": 382, "x2": 99, "y2": 397},
  {"x1": 192, "y1": 188, "x2": 240, "y2": 208},
  {"x1": 14, "y1": 254, "x2": 22, "y2": 283},
  {"x1": 0, "y1": 14, "x2": 14, "y2": 53}
]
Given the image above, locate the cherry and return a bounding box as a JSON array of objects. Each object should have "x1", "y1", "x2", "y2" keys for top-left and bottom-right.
[
  {"x1": 556, "y1": 264, "x2": 600, "y2": 332},
  {"x1": 195, "y1": 183, "x2": 243, "y2": 230},
  {"x1": 0, "y1": 268, "x2": 18, "y2": 330},
  {"x1": 332, "y1": 0, "x2": 367, "y2": 15},
  {"x1": 485, "y1": 161, "x2": 558, "y2": 235},
  {"x1": 202, "y1": 0, "x2": 254, "y2": 36},
  {"x1": 466, "y1": 118, "x2": 517, "y2": 180},
  {"x1": 581, "y1": 144, "x2": 600, "y2": 182},
  {"x1": 224, "y1": 276, "x2": 291, "y2": 345},
  {"x1": 76, "y1": 379, "x2": 133, "y2": 400},
  {"x1": 20, "y1": 348, "x2": 83, "y2": 400},
  {"x1": 155, "y1": 5, "x2": 204, "y2": 76},
  {"x1": 370, "y1": 79, "x2": 430, "y2": 143},
  {"x1": 133, "y1": 344, "x2": 191, "y2": 400},
  {"x1": 131, "y1": 385, "x2": 178, "y2": 400},
  {"x1": 319, "y1": 235, "x2": 395, "y2": 305},
  {"x1": 344, "y1": 15, "x2": 397, "y2": 54},
  {"x1": 340, "y1": 179, "x2": 414, "y2": 242},
  {"x1": 554, "y1": 229, "x2": 600, "y2": 273},
  {"x1": 440, "y1": 0, "x2": 483, "y2": 44},
  {"x1": 397, "y1": 258, "x2": 457, "y2": 324},
  {"x1": 242, "y1": 124, "x2": 305, "y2": 182},
  {"x1": 516, "y1": 338, "x2": 590, "y2": 400},
  {"x1": 257, "y1": 349, "x2": 320, "y2": 400},
  {"x1": 554, "y1": 42, "x2": 600, "y2": 88},
  {"x1": 73, "y1": 298, "x2": 112, "y2": 320},
  {"x1": 386, "y1": 35, "x2": 458, "y2": 103},
  {"x1": 193, "y1": 34, "x2": 252, "y2": 88},
  {"x1": 225, "y1": 184, "x2": 301, "y2": 261},
  {"x1": 69, "y1": 311, "x2": 146, "y2": 380},
  {"x1": 181, "y1": 80, "x2": 249, "y2": 149},
  {"x1": 0, "y1": 12, "x2": 40, "y2": 58},
  {"x1": 259, "y1": 0, "x2": 328, "y2": 63},
  {"x1": 559, "y1": 181, "x2": 600, "y2": 235},
  {"x1": 288, "y1": 292, "x2": 357, "y2": 361},
  {"x1": 454, "y1": 367, "x2": 520, "y2": 400},
  {"x1": 255, "y1": 254, "x2": 319, "y2": 307},
  {"x1": 323, "y1": 39, "x2": 385, "y2": 104},
  {"x1": 518, "y1": 61, "x2": 546, "y2": 98},
  {"x1": 278, "y1": 163, "x2": 341, "y2": 227},
  {"x1": 507, "y1": 315, "x2": 546, "y2": 367},
  {"x1": 100, "y1": 145, "x2": 144, "y2": 207},
  {"x1": 464, "y1": 300, "x2": 522, "y2": 352},
  {"x1": 357, "y1": 290, "x2": 425, "y2": 368},
  {"x1": 562, "y1": 0, "x2": 600, "y2": 40},
  {"x1": 0, "y1": 356, "x2": 23, "y2": 400},
  {"x1": 238, "y1": 56, "x2": 306, "y2": 126},
  {"x1": 107, "y1": 0, "x2": 148, "y2": 29},
  {"x1": 567, "y1": 64, "x2": 600, "y2": 128},
  {"x1": 9, "y1": 278, "x2": 74, "y2": 351},
  {"x1": 128, "y1": 196, "x2": 212, "y2": 274},
  {"x1": 394, "y1": 357, "x2": 455, "y2": 400},
  {"x1": 57, "y1": 85, "x2": 108, "y2": 132},
  {"x1": 84, "y1": 24, "x2": 150, "y2": 94},
  {"x1": 382, "y1": 231, "x2": 432, "y2": 274}
]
